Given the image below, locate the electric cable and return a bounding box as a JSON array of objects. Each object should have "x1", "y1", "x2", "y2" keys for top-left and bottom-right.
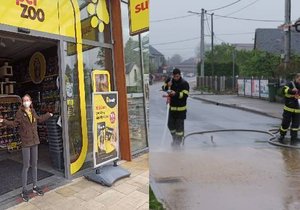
[
  {"x1": 207, "y1": 0, "x2": 241, "y2": 12},
  {"x1": 222, "y1": 0, "x2": 261, "y2": 17},
  {"x1": 151, "y1": 14, "x2": 194, "y2": 23}
]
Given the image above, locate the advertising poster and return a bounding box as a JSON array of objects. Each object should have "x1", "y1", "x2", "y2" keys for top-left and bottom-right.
[
  {"x1": 252, "y1": 80, "x2": 260, "y2": 97},
  {"x1": 93, "y1": 92, "x2": 119, "y2": 168},
  {"x1": 237, "y1": 79, "x2": 245, "y2": 96},
  {"x1": 260, "y1": 80, "x2": 269, "y2": 98},
  {"x1": 92, "y1": 70, "x2": 111, "y2": 92},
  {"x1": 245, "y1": 79, "x2": 252, "y2": 96}
]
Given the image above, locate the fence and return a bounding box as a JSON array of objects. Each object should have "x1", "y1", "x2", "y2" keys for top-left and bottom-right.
[{"x1": 197, "y1": 76, "x2": 234, "y2": 92}]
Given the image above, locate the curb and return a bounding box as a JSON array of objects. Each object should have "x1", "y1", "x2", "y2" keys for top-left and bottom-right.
[{"x1": 191, "y1": 96, "x2": 281, "y2": 119}]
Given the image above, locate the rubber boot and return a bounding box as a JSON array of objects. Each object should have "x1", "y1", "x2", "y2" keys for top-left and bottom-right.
[
  {"x1": 290, "y1": 131, "x2": 298, "y2": 146},
  {"x1": 278, "y1": 135, "x2": 285, "y2": 144}
]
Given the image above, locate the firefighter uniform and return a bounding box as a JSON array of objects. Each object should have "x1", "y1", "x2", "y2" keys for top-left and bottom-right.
[
  {"x1": 163, "y1": 77, "x2": 189, "y2": 145},
  {"x1": 279, "y1": 81, "x2": 300, "y2": 143}
]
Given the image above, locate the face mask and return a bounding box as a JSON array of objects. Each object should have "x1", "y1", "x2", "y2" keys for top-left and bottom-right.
[{"x1": 23, "y1": 101, "x2": 31, "y2": 108}]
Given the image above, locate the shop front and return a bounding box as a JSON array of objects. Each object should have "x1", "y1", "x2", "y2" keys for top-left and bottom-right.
[{"x1": 0, "y1": 0, "x2": 132, "y2": 197}]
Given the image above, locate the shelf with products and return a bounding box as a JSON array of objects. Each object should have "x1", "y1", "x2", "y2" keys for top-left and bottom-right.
[{"x1": 0, "y1": 95, "x2": 22, "y2": 151}]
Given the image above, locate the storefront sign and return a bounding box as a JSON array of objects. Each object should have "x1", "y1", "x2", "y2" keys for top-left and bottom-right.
[
  {"x1": 0, "y1": 0, "x2": 75, "y2": 38},
  {"x1": 29, "y1": 52, "x2": 46, "y2": 84},
  {"x1": 92, "y1": 70, "x2": 111, "y2": 92},
  {"x1": 93, "y1": 92, "x2": 119, "y2": 167},
  {"x1": 128, "y1": 0, "x2": 149, "y2": 35}
]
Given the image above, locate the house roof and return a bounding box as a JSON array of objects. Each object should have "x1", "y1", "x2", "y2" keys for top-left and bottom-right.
[
  {"x1": 125, "y1": 62, "x2": 137, "y2": 74},
  {"x1": 254, "y1": 28, "x2": 300, "y2": 54},
  {"x1": 149, "y1": 45, "x2": 164, "y2": 56},
  {"x1": 231, "y1": 43, "x2": 253, "y2": 51}
]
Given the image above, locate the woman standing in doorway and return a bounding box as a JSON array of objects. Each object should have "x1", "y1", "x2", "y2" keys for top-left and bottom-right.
[{"x1": 0, "y1": 94, "x2": 53, "y2": 202}]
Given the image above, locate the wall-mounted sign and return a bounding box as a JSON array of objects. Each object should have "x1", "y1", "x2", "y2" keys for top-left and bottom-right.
[
  {"x1": 128, "y1": 0, "x2": 149, "y2": 35},
  {"x1": 29, "y1": 52, "x2": 46, "y2": 84}
]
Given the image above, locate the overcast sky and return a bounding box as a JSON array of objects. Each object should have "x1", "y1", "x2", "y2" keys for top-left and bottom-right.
[{"x1": 150, "y1": 0, "x2": 300, "y2": 60}]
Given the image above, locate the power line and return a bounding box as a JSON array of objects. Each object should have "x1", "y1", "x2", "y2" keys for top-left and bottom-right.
[
  {"x1": 213, "y1": 14, "x2": 282, "y2": 22},
  {"x1": 207, "y1": 0, "x2": 241, "y2": 12},
  {"x1": 151, "y1": 37, "x2": 201, "y2": 46},
  {"x1": 216, "y1": 32, "x2": 254, "y2": 35},
  {"x1": 223, "y1": 0, "x2": 260, "y2": 16},
  {"x1": 150, "y1": 14, "x2": 194, "y2": 23}
]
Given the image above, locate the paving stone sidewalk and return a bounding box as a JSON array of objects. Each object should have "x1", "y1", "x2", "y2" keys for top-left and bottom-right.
[{"x1": 7, "y1": 154, "x2": 149, "y2": 210}]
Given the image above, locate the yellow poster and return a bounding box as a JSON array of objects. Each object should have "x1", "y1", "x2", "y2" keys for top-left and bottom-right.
[
  {"x1": 92, "y1": 70, "x2": 111, "y2": 92},
  {"x1": 93, "y1": 92, "x2": 119, "y2": 167},
  {"x1": 128, "y1": 0, "x2": 149, "y2": 35}
]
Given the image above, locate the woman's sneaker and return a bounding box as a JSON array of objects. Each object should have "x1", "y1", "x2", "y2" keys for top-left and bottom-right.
[
  {"x1": 33, "y1": 186, "x2": 44, "y2": 196},
  {"x1": 21, "y1": 190, "x2": 30, "y2": 202}
]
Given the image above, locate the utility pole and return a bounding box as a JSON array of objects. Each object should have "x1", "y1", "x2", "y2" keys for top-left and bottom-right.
[
  {"x1": 200, "y1": 8, "x2": 205, "y2": 77},
  {"x1": 211, "y1": 13, "x2": 214, "y2": 76},
  {"x1": 232, "y1": 50, "x2": 235, "y2": 91},
  {"x1": 284, "y1": 0, "x2": 291, "y2": 70}
]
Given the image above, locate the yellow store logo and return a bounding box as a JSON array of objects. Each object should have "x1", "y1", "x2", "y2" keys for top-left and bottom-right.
[
  {"x1": 87, "y1": 0, "x2": 110, "y2": 32},
  {"x1": 16, "y1": 0, "x2": 45, "y2": 22}
]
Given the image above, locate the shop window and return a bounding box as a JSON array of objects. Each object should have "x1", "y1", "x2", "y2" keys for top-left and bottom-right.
[
  {"x1": 121, "y1": 2, "x2": 148, "y2": 152},
  {"x1": 82, "y1": 46, "x2": 113, "y2": 163},
  {"x1": 63, "y1": 42, "x2": 83, "y2": 164},
  {"x1": 78, "y1": 0, "x2": 112, "y2": 44}
]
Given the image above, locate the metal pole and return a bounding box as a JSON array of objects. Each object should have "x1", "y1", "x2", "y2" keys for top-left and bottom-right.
[
  {"x1": 138, "y1": 34, "x2": 149, "y2": 147},
  {"x1": 284, "y1": 0, "x2": 291, "y2": 69},
  {"x1": 211, "y1": 13, "x2": 214, "y2": 76},
  {"x1": 232, "y1": 50, "x2": 235, "y2": 91},
  {"x1": 200, "y1": 8, "x2": 205, "y2": 77}
]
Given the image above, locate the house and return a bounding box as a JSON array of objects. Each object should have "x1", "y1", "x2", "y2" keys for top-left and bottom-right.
[
  {"x1": 254, "y1": 28, "x2": 300, "y2": 54},
  {"x1": 175, "y1": 57, "x2": 197, "y2": 75},
  {"x1": 125, "y1": 62, "x2": 141, "y2": 91},
  {"x1": 149, "y1": 45, "x2": 165, "y2": 72}
]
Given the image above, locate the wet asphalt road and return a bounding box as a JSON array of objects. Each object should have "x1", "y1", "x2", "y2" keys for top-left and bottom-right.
[{"x1": 149, "y1": 80, "x2": 300, "y2": 210}]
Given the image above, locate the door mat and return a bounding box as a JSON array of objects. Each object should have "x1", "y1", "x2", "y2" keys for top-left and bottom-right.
[{"x1": 0, "y1": 159, "x2": 53, "y2": 195}]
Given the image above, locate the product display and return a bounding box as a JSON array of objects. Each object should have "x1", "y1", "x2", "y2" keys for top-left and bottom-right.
[{"x1": 0, "y1": 95, "x2": 21, "y2": 151}]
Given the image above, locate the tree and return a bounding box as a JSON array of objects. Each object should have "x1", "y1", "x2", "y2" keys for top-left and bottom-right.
[{"x1": 169, "y1": 54, "x2": 183, "y2": 66}]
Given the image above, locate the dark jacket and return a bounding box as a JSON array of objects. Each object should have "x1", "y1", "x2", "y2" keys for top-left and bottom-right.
[
  {"x1": 282, "y1": 81, "x2": 300, "y2": 112},
  {"x1": 162, "y1": 77, "x2": 190, "y2": 118},
  {"x1": 2, "y1": 108, "x2": 51, "y2": 147}
]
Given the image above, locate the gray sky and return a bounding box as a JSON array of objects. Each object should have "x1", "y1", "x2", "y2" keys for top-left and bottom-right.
[{"x1": 150, "y1": 0, "x2": 300, "y2": 60}]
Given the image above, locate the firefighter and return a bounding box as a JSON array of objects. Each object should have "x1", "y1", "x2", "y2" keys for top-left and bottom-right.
[
  {"x1": 162, "y1": 68, "x2": 189, "y2": 147},
  {"x1": 279, "y1": 73, "x2": 300, "y2": 145}
]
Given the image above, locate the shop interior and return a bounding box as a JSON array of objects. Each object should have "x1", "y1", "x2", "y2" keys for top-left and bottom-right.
[{"x1": 0, "y1": 31, "x2": 64, "y2": 197}]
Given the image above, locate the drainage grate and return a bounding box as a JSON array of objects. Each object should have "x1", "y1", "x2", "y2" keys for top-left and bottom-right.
[{"x1": 154, "y1": 176, "x2": 184, "y2": 184}]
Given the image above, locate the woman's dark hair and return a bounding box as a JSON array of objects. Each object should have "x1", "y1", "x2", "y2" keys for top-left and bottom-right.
[{"x1": 22, "y1": 94, "x2": 33, "y2": 109}]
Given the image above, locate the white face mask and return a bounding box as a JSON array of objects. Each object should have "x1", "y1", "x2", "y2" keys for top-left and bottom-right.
[{"x1": 23, "y1": 101, "x2": 31, "y2": 108}]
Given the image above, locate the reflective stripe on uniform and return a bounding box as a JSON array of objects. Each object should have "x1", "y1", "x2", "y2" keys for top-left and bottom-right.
[
  {"x1": 291, "y1": 128, "x2": 299, "y2": 131},
  {"x1": 170, "y1": 130, "x2": 176, "y2": 134},
  {"x1": 170, "y1": 106, "x2": 187, "y2": 111},
  {"x1": 284, "y1": 86, "x2": 289, "y2": 94},
  {"x1": 175, "y1": 132, "x2": 184, "y2": 136},
  {"x1": 182, "y1": 90, "x2": 189, "y2": 95},
  {"x1": 179, "y1": 92, "x2": 184, "y2": 99},
  {"x1": 283, "y1": 106, "x2": 300, "y2": 113},
  {"x1": 280, "y1": 126, "x2": 288, "y2": 132}
]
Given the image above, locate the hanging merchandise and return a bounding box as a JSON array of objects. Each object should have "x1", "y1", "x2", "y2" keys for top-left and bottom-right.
[{"x1": 0, "y1": 95, "x2": 22, "y2": 152}]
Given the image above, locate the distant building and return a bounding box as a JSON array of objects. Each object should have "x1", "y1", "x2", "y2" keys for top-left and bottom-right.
[
  {"x1": 254, "y1": 28, "x2": 300, "y2": 55},
  {"x1": 175, "y1": 57, "x2": 197, "y2": 74},
  {"x1": 149, "y1": 45, "x2": 165, "y2": 72},
  {"x1": 125, "y1": 62, "x2": 141, "y2": 88}
]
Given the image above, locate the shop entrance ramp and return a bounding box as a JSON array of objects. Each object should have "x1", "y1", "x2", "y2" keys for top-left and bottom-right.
[{"x1": 84, "y1": 164, "x2": 130, "y2": 187}]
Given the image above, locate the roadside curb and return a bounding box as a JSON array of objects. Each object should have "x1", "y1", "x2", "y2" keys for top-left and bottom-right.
[{"x1": 191, "y1": 96, "x2": 281, "y2": 119}]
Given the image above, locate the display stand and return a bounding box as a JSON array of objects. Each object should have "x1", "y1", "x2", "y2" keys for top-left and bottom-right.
[{"x1": 84, "y1": 161, "x2": 131, "y2": 187}]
